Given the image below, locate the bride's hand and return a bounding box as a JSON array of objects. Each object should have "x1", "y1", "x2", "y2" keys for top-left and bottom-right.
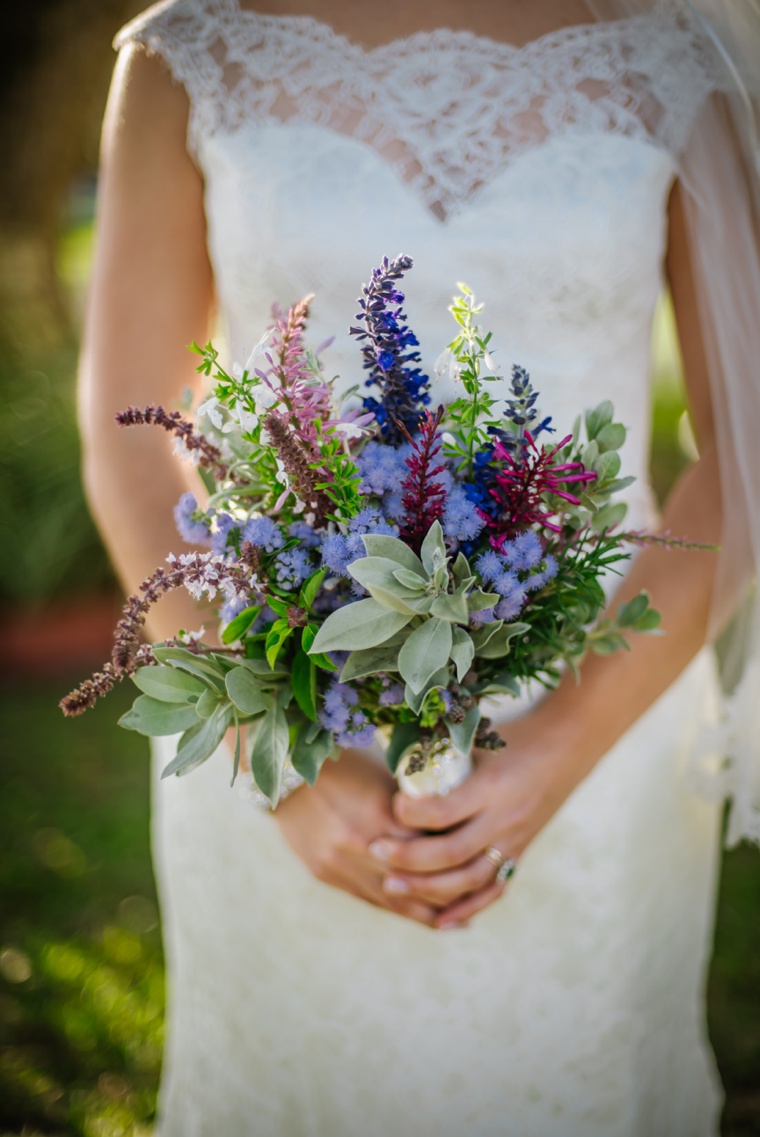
[
  {"x1": 272, "y1": 747, "x2": 440, "y2": 928},
  {"x1": 368, "y1": 715, "x2": 582, "y2": 929}
]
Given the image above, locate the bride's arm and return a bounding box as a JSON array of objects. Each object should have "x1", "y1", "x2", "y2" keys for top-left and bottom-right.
[
  {"x1": 84, "y1": 45, "x2": 437, "y2": 928},
  {"x1": 370, "y1": 180, "x2": 727, "y2": 928}
]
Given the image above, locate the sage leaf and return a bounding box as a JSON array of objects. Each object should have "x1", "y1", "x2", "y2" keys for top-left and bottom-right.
[
  {"x1": 596, "y1": 421, "x2": 626, "y2": 452},
  {"x1": 392, "y1": 567, "x2": 428, "y2": 591},
  {"x1": 160, "y1": 703, "x2": 233, "y2": 778},
  {"x1": 132, "y1": 665, "x2": 206, "y2": 704},
  {"x1": 340, "y1": 644, "x2": 401, "y2": 683},
  {"x1": 360, "y1": 534, "x2": 425, "y2": 576},
  {"x1": 477, "y1": 621, "x2": 531, "y2": 660},
  {"x1": 420, "y1": 520, "x2": 447, "y2": 576},
  {"x1": 404, "y1": 664, "x2": 450, "y2": 714},
  {"x1": 119, "y1": 695, "x2": 201, "y2": 737},
  {"x1": 449, "y1": 625, "x2": 475, "y2": 680},
  {"x1": 398, "y1": 618, "x2": 453, "y2": 694},
  {"x1": 467, "y1": 589, "x2": 501, "y2": 613},
  {"x1": 617, "y1": 592, "x2": 650, "y2": 627},
  {"x1": 590, "y1": 501, "x2": 627, "y2": 533},
  {"x1": 430, "y1": 592, "x2": 469, "y2": 624},
  {"x1": 225, "y1": 667, "x2": 275, "y2": 715},
  {"x1": 195, "y1": 687, "x2": 223, "y2": 719},
  {"x1": 310, "y1": 598, "x2": 412, "y2": 653}
]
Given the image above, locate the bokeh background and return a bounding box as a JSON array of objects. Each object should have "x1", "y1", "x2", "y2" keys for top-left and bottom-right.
[{"x1": 0, "y1": 3, "x2": 758, "y2": 1135}]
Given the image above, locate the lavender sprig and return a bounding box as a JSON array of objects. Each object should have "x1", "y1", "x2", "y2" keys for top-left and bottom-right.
[{"x1": 351, "y1": 255, "x2": 430, "y2": 444}]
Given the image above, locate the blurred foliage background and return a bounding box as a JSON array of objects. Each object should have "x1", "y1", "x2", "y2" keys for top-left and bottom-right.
[{"x1": 0, "y1": 3, "x2": 758, "y2": 1135}]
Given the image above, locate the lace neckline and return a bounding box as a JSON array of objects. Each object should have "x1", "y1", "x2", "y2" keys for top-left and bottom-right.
[{"x1": 228, "y1": 0, "x2": 649, "y2": 60}]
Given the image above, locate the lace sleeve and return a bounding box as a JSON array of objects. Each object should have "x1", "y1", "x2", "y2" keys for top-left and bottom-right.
[{"x1": 113, "y1": 0, "x2": 222, "y2": 157}]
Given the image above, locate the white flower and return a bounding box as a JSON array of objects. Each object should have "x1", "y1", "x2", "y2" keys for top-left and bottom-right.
[
  {"x1": 483, "y1": 351, "x2": 500, "y2": 374},
  {"x1": 243, "y1": 329, "x2": 275, "y2": 375},
  {"x1": 197, "y1": 395, "x2": 224, "y2": 430},
  {"x1": 333, "y1": 421, "x2": 368, "y2": 440},
  {"x1": 435, "y1": 349, "x2": 462, "y2": 382},
  {"x1": 254, "y1": 384, "x2": 279, "y2": 414},
  {"x1": 274, "y1": 458, "x2": 289, "y2": 486}
]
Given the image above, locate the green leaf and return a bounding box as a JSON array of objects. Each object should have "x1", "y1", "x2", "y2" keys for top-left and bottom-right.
[
  {"x1": 119, "y1": 695, "x2": 201, "y2": 737},
  {"x1": 230, "y1": 714, "x2": 241, "y2": 787},
  {"x1": 449, "y1": 626, "x2": 475, "y2": 681},
  {"x1": 225, "y1": 667, "x2": 275, "y2": 715},
  {"x1": 596, "y1": 451, "x2": 621, "y2": 480},
  {"x1": 398, "y1": 618, "x2": 453, "y2": 694},
  {"x1": 301, "y1": 624, "x2": 318, "y2": 653},
  {"x1": 195, "y1": 687, "x2": 223, "y2": 719},
  {"x1": 347, "y1": 557, "x2": 422, "y2": 613},
  {"x1": 446, "y1": 703, "x2": 480, "y2": 757},
  {"x1": 420, "y1": 520, "x2": 447, "y2": 576},
  {"x1": 291, "y1": 724, "x2": 333, "y2": 785},
  {"x1": 248, "y1": 702, "x2": 290, "y2": 804},
  {"x1": 430, "y1": 592, "x2": 469, "y2": 624},
  {"x1": 476, "y1": 621, "x2": 530, "y2": 660},
  {"x1": 291, "y1": 650, "x2": 317, "y2": 721},
  {"x1": 310, "y1": 651, "x2": 340, "y2": 671},
  {"x1": 221, "y1": 605, "x2": 261, "y2": 645},
  {"x1": 385, "y1": 720, "x2": 421, "y2": 774},
  {"x1": 392, "y1": 567, "x2": 428, "y2": 591},
  {"x1": 238, "y1": 657, "x2": 289, "y2": 680},
  {"x1": 451, "y1": 552, "x2": 472, "y2": 585},
  {"x1": 590, "y1": 502, "x2": 628, "y2": 533},
  {"x1": 581, "y1": 440, "x2": 599, "y2": 468},
  {"x1": 617, "y1": 592, "x2": 650, "y2": 627},
  {"x1": 632, "y1": 608, "x2": 662, "y2": 632},
  {"x1": 310, "y1": 598, "x2": 413, "y2": 653},
  {"x1": 160, "y1": 703, "x2": 233, "y2": 778},
  {"x1": 404, "y1": 665, "x2": 450, "y2": 714},
  {"x1": 340, "y1": 644, "x2": 401, "y2": 682},
  {"x1": 132, "y1": 665, "x2": 206, "y2": 703},
  {"x1": 360, "y1": 533, "x2": 425, "y2": 576},
  {"x1": 467, "y1": 588, "x2": 500, "y2": 613},
  {"x1": 470, "y1": 620, "x2": 504, "y2": 651},
  {"x1": 595, "y1": 422, "x2": 626, "y2": 452},
  {"x1": 585, "y1": 400, "x2": 614, "y2": 440},
  {"x1": 265, "y1": 619, "x2": 293, "y2": 668},
  {"x1": 299, "y1": 567, "x2": 328, "y2": 611},
  {"x1": 162, "y1": 655, "x2": 227, "y2": 692},
  {"x1": 152, "y1": 646, "x2": 222, "y2": 676},
  {"x1": 590, "y1": 632, "x2": 629, "y2": 655},
  {"x1": 266, "y1": 595, "x2": 291, "y2": 619}
]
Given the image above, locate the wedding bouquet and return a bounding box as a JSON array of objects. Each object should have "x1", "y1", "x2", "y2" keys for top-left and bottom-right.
[{"x1": 62, "y1": 255, "x2": 664, "y2": 805}]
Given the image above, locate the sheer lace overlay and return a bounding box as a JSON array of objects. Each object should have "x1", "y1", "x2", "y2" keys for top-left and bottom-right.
[
  {"x1": 114, "y1": 3, "x2": 730, "y2": 1133},
  {"x1": 116, "y1": 0, "x2": 721, "y2": 221}
]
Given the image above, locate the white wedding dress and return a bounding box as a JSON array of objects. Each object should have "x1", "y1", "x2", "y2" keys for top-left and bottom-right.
[{"x1": 116, "y1": 2, "x2": 729, "y2": 1133}]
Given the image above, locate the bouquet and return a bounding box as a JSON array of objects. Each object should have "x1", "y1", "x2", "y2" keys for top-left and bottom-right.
[{"x1": 62, "y1": 255, "x2": 666, "y2": 805}]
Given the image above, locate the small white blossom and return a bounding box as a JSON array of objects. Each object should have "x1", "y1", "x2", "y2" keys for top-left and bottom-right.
[
  {"x1": 244, "y1": 329, "x2": 275, "y2": 375},
  {"x1": 483, "y1": 351, "x2": 500, "y2": 373},
  {"x1": 197, "y1": 395, "x2": 225, "y2": 430},
  {"x1": 333, "y1": 421, "x2": 368, "y2": 440},
  {"x1": 435, "y1": 348, "x2": 462, "y2": 382},
  {"x1": 254, "y1": 384, "x2": 279, "y2": 414}
]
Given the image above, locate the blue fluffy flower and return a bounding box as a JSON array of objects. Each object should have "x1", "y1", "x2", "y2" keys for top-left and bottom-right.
[
  {"x1": 242, "y1": 516, "x2": 284, "y2": 552},
  {"x1": 174, "y1": 492, "x2": 212, "y2": 546},
  {"x1": 211, "y1": 513, "x2": 240, "y2": 556},
  {"x1": 502, "y1": 530, "x2": 543, "y2": 571},
  {"x1": 274, "y1": 547, "x2": 314, "y2": 589},
  {"x1": 442, "y1": 484, "x2": 485, "y2": 543}
]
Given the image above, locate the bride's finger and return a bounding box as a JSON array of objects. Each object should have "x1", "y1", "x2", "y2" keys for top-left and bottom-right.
[
  {"x1": 391, "y1": 773, "x2": 489, "y2": 832},
  {"x1": 382, "y1": 849, "x2": 499, "y2": 907},
  {"x1": 433, "y1": 877, "x2": 511, "y2": 929},
  {"x1": 369, "y1": 814, "x2": 491, "y2": 874},
  {"x1": 333, "y1": 858, "x2": 440, "y2": 928}
]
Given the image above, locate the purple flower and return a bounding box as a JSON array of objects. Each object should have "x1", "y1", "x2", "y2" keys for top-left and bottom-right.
[
  {"x1": 469, "y1": 606, "x2": 497, "y2": 628},
  {"x1": 274, "y1": 547, "x2": 314, "y2": 589},
  {"x1": 174, "y1": 492, "x2": 212, "y2": 546},
  {"x1": 322, "y1": 534, "x2": 353, "y2": 576},
  {"x1": 379, "y1": 683, "x2": 405, "y2": 706},
  {"x1": 495, "y1": 590, "x2": 527, "y2": 621},
  {"x1": 320, "y1": 680, "x2": 376, "y2": 746},
  {"x1": 475, "y1": 550, "x2": 504, "y2": 584},
  {"x1": 242, "y1": 516, "x2": 285, "y2": 552},
  {"x1": 502, "y1": 530, "x2": 543, "y2": 571},
  {"x1": 526, "y1": 553, "x2": 559, "y2": 591},
  {"x1": 211, "y1": 513, "x2": 241, "y2": 556},
  {"x1": 289, "y1": 520, "x2": 322, "y2": 549},
  {"x1": 443, "y1": 484, "x2": 486, "y2": 543},
  {"x1": 493, "y1": 570, "x2": 523, "y2": 599}
]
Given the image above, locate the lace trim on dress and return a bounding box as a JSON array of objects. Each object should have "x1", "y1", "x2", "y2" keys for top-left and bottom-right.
[{"x1": 114, "y1": 0, "x2": 724, "y2": 222}]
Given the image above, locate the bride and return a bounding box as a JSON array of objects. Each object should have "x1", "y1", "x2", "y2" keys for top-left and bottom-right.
[{"x1": 79, "y1": 0, "x2": 760, "y2": 1133}]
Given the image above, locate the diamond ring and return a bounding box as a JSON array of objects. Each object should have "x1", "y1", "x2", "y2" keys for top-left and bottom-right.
[{"x1": 482, "y1": 846, "x2": 517, "y2": 883}]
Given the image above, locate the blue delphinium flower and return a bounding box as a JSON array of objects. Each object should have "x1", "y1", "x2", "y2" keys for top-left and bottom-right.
[
  {"x1": 502, "y1": 530, "x2": 543, "y2": 571},
  {"x1": 274, "y1": 547, "x2": 314, "y2": 589},
  {"x1": 351, "y1": 255, "x2": 431, "y2": 443},
  {"x1": 174, "y1": 492, "x2": 212, "y2": 545},
  {"x1": 242, "y1": 516, "x2": 284, "y2": 552},
  {"x1": 211, "y1": 512, "x2": 240, "y2": 556},
  {"x1": 442, "y1": 483, "x2": 485, "y2": 543}
]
